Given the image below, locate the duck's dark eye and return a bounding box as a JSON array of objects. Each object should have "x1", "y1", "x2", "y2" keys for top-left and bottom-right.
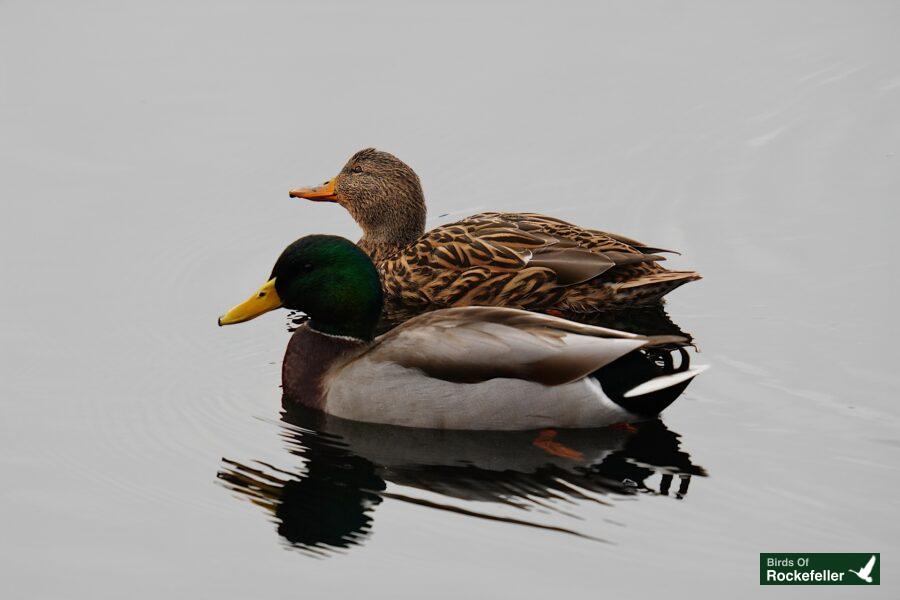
[
  {"x1": 350, "y1": 165, "x2": 363, "y2": 174},
  {"x1": 302, "y1": 263, "x2": 314, "y2": 273}
]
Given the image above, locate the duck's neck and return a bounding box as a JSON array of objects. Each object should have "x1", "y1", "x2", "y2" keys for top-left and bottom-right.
[
  {"x1": 282, "y1": 324, "x2": 367, "y2": 409},
  {"x1": 355, "y1": 196, "x2": 426, "y2": 263}
]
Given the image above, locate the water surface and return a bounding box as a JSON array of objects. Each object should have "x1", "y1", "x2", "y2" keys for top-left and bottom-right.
[{"x1": 1, "y1": 1, "x2": 898, "y2": 598}]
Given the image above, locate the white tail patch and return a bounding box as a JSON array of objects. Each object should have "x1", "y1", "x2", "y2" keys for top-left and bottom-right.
[{"x1": 622, "y1": 365, "x2": 710, "y2": 399}]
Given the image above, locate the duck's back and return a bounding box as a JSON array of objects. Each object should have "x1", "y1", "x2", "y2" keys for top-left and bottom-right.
[{"x1": 376, "y1": 212, "x2": 700, "y2": 319}]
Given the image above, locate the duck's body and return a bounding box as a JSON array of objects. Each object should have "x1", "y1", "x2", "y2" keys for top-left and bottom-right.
[
  {"x1": 374, "y1": 211, "x2": 700, "y2": 320},
  {"x1": 281, "y1": 306, "x2": 703, "y2": 431},
  {"x1": 219, "y1": 236, "x2": 705, "y2": 431},
  {"x1": 290, "y1": 149, "x2": 700, "y2": 319}
]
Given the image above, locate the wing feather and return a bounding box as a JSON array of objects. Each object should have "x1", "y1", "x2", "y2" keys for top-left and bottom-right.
[
  {"x1": 368, "y1": 306, "x2": 683, "y2": 386},
  {"x1": 863, "y1": 555, "x2": 876, "y2": 576}
]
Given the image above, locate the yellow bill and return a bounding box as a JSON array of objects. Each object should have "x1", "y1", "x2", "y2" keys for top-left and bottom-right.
[{"x1": 218, "y1": 278, "x2": 282, "y2": 326}]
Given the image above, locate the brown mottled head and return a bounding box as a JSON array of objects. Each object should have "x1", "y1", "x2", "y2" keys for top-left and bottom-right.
[{"x1": 290, "y1": 149, "x2": 426, "y2": 250}]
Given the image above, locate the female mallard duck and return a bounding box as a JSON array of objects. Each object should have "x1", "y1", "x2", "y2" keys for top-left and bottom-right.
[
  {"x1": 289, "y1": 149, "x2": 700, "y2": 320},
  {"x1": 218, "y1": 235, "x2": 705, "y2": 430}
]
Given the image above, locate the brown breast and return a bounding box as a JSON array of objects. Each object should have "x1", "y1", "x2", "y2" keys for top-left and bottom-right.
[{"x1": 282, "y1": 325, "x2": 366, "y2": 410}]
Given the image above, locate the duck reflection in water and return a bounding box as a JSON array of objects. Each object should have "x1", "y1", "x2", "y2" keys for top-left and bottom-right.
[{"x1": 217, "y1": 344, "x2": 705, "y2": 556}]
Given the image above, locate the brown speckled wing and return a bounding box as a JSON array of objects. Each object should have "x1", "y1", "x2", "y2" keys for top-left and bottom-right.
[{"x1": 377, "y1": 211, "x2": 700, "y2": 318}]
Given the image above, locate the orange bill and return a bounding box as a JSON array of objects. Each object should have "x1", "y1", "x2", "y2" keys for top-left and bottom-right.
[{"x1": 289, "y1": 178, "x2": 338, "y2": 202}]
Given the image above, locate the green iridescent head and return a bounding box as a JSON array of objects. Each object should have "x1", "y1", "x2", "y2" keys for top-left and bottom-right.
[{"x1": 218, "y1": 235, "x2": 383, "y2": 341}]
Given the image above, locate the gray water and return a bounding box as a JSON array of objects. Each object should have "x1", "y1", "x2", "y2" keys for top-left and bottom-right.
[{"x1": 2, "y1": 1, "x2": 898, "y2": 598}]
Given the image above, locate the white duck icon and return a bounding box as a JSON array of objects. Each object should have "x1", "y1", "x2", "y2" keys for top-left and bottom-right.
[{"x1": 848, "y1": 555, "x2": 876, "y2": 583}]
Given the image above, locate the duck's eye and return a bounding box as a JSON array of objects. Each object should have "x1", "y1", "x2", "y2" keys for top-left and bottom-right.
[
  {"x1": 350, "y1": 165, "x2": 363, "y2": 174},
  {"x1": 302, "y1": 263, "x2": 314, "y2": 273}
]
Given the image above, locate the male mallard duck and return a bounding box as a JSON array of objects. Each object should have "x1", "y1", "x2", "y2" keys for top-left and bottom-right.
[
  {"x1": 219, "y1": 235, "x2": 705, "y2": 430},
  {"x1": 289, "y1": 149, "x2": 700, "y2": 320}
]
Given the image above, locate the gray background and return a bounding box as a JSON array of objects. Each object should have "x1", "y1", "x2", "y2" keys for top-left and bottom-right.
[{"x1": 1, "y1": 1, "x2": 898, "y2": 598}]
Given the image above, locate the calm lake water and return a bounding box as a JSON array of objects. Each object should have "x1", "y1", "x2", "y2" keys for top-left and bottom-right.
[{"x1": 2, "y1": 1, "x2": 898, "y2": 598}]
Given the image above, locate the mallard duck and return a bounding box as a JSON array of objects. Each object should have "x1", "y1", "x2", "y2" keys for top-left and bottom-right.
[
  {"x1": 289, "y1": 149, "x2": 700, "y2": 320},
  {"x1": 218, "y1": 235, "x2": 705, "y2": 430}
]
